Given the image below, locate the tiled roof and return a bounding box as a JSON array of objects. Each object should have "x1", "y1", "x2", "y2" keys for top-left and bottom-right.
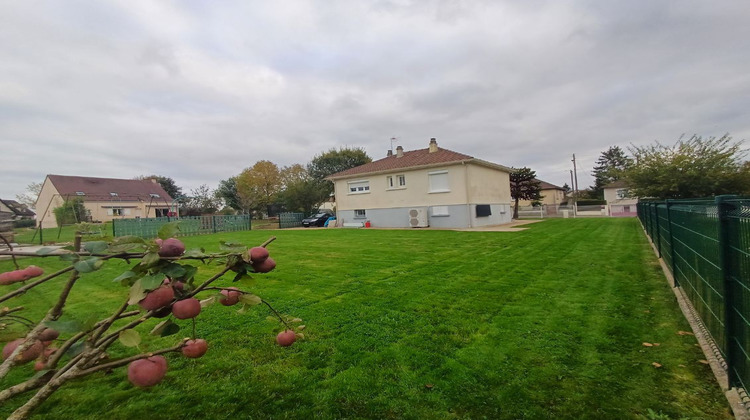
[
  {"x1": 537, "y1": 180, "x2": 564, "y2": 191},
  {"x1": 0, "y1": 199, "x2": 35, "y2": 217},
  {"x1": 327, "y1": 146, "x2": 510, "y2": 179},
  {"x1": 47, "y1": 175, "x2": 174, "y2": 203}
]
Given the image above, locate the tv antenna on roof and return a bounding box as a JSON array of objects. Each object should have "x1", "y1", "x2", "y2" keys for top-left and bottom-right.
[{"x1": 390, "y1": 137, "x2": 397, "y2": 151}]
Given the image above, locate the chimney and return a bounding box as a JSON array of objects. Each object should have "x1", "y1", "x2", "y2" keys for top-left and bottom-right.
[
  {"x1": 150, "y1": 178, "x2": 158, "y2": 184},
  {"x1": 428, "y1": 138, "x2": 438, "y2": 153},
  {"x1": 387, "y1": 149, "x2": 393, "y2": 157},
  {"x1": 396, "y1": 146, "x2": 404, "y2": 158}
]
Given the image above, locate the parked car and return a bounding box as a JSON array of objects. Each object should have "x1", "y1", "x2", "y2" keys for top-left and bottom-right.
[{"x1": 302, "y1": 211, "x2": 333, "y2": 227}]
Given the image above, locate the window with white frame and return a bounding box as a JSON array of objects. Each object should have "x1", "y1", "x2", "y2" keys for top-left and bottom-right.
[
  {"x1": 428, "y1": 170, "x2": 450, "y2": 193},
  {"x1": 348, "y1": 180, "x2": 370, "y2": 194},
  {"x1": 111, "y1": 208, "x2": 123, "y2": 216},
  {"x1": 354, "y1": 209, "x2": 366, "y2": 218},
  {"x1": 386, "y1": 174, "x2": 406, "y2": 189},
  {"x1": 616, "y1": 188, "x2": 628, "y2": 199}
]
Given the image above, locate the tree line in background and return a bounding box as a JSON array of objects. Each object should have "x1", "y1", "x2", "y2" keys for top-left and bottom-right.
[
  {"x1": 146, "y1": 147, "x2": 371, "y2": 217},
  {"x1": 578, "y1": 134, "x2": 750, "y2": 200}
]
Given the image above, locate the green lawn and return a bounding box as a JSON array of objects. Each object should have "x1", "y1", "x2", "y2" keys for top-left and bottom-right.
[
  {"x1": 12, "y1": 222, "x2": 113, "y2": 245},
  {"x1": 0, "y1": 219, "x2": 732, "y2": 419}
]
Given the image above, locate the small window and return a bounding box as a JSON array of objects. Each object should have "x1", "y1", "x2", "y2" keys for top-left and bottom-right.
[
  {"x1": 616, "y1": 188, "x2": 628, "y2": 199},
  {"x1": 387, "y1": 176, "x2": 394, "y2": 188},
  {"x1": 110, "y1": 192, "x2": 118, "y2": 197},
  {"x1": 149, "y1": 193, "x2": 161, "y2": 198},
  {"x1": 432, "y1": 206, "x2": 449, "y2": 217},
  {"x1": 398, "y1": 175, "x2": 406, "y2": 186},
  {"x1": 476, "y1": 205, "x2": 491, "y2": 217},
  {"x1": 354, "y1": 209, "x2": 366, "y2": 218},
  {"x1": 428, "y1": 171, "x2": 449, "y2": 193},
  {"x1": 75, "y1": 191, "x2": 85, "y2": 196},
  {"x1": 348, "y1": 180, "x2": 370, "y2": 194},
  {"x1": 386, "y1": 174, "x2": 406, "y2": 189},
  {"x1": 112, "y1": 208, "x2": 123, "y2": 216}
]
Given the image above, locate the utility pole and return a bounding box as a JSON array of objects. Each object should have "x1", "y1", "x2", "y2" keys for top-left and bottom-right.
[{"x1": 571, "y1": 154, "x2": 580, "y2": 217}]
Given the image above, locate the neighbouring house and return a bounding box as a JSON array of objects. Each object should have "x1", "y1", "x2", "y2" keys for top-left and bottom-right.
[
  {"x1": 326, "y1": 138, "x2": 514, "y2": 228},
  {"x1": 517, "y1": 179, "x2": 566, "y2": 207},
  {"x1": 0, "y1": 199, "x2": 35, "y2": 220},
  {"x1": 603, "y1": 180, "x2": 638, "y2": 217},
  {"x1": 35, "y1": 175, "x2": 175, "y2": 228}
]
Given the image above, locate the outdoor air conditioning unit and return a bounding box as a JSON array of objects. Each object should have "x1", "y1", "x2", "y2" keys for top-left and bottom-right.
[{"x1": 408, "y1": 207, "x2": 429, "y2": 228}]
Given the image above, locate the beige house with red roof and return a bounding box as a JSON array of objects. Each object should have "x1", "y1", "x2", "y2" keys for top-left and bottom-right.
[
  {"x1": 35, "y1": 175, "x2": 175, "y2": 228},
  {"x1": 327, "y1": 138, "x2": 513, "y2": 228},
  {"x1": 517, "y1": 179, "x2": 566, "y2": 207},
  {"x1": 603, "y1": 180, "x2": 638, "y2": 217}
]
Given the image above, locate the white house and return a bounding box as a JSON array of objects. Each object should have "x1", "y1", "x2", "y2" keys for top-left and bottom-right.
[
  {"x1": 603, "y1": 180, "x2": 638, "y2": 217},
  {"x1": 327, "y1": 138, "x2": 514, "y2": 228}
]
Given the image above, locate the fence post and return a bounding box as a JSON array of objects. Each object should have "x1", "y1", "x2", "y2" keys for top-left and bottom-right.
[
  {"x1": 665, "y1": 200, "x2": 678, "y2": 288},
  {"x1": 717, "y1": 194, "x2": 739, "y2": 388},
  {"x1": 112, "y1": 220, "x2": 116, "y2": 237},
  {"x1": 654, "y1": 203, "x2": 662, "y2": 258},
  {"x1": 213, "y1": 216, "x2": 217, "y2": 234}
]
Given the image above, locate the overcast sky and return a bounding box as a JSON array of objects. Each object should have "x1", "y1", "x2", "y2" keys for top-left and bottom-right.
[{"x1": 2, "y1": 1, "x2": 749, "y2": 202}]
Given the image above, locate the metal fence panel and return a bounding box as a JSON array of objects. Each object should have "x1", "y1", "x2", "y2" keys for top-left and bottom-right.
[
  {"x1": 279, "y1": 212, "x2": 305, "y2": 229},
  {"x1": 637, "y1": 196, "x2": 750, "y2": 390},
  {"x1": 113, "y1": 215, "x2": 251, "y2": 238}
]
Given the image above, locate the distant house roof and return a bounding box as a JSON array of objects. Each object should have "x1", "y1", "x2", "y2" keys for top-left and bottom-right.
[
  {"x1": 0, "y1": 199, "x2": 35, "y2": 217},
  {"x1": 603, "y1": 180, "x2": 629, "y2": 189},
  {"x1": 46, "y1": 175, "x2": 174, "y2": 203},
  {"x1": 536, "y1": 180, "x2": 564, "y2": 191},
  {"x1": 327, "y1": 145, "x2": 512, "y2": 179}
]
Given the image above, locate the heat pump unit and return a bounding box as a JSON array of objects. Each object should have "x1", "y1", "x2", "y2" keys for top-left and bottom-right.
[{"x1": 408, "y1": 208, "x2": 429, "y2": 228}]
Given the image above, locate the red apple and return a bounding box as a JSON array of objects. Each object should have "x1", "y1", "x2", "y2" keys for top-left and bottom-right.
[
  {"x1": 171, "y1": 298, "x2": 201, "y2": 319},
  {"x1": 219, "y1": 287, "x2": 240, "y2": 306},
  {"x1": 182, "y1": 339, "x2": 208, "y2": 358},
  {"x1": 38, "y1": 328, "x2": 59, "y2": 342},
  {"x1": 158, "y1": 238, "x2": 185, "y2": 257},
  {"x1": 276, "y1": 330, "x2": 296, "y2": 347},
  {"x1": 22, "y1": 265, "x2": 44, "y2": 279},
  {"x1": 0, "y1": 270, "x2": 28, "y2": 285},
  {"x1": 252, "y1": 257, "x2": 276, "y2": 273},
  {"x1": 127, "y1": 356, "x2": 167, "y2": 387},
  {"x1": 2, "y1": 339, "x2": 44, "y2": 363},
  {"x1": 249, "y1": 247, "x2": 269, "y2": 263},
  {"x1": 139, "y1": 285, "x2": 175, "y2": 311}
]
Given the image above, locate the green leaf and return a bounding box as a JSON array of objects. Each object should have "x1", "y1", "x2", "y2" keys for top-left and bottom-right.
[
  {"x1": 140, "y1": 252, "x2": 160, "y2": 267},
  {"x1": 44, "y1": 319, "x2": 82, "y2": 334},
  {"x1": 128, "y1": 279, "x2": 146, "y2": 305},
  {"x1": 108, "y1": 243, "x2": 144, "y2": 253},
  {"x1": 157, "y1": 222, "x2": 180, "y2": 240},
  {"x1": 150, "y1": 320, "x2": 172, "y2": 336},
  {"x1": 119, "y1": 329, "x2": 141, "y2": 347},
  {"x1": 161, "y1": 263, "x2": 187, "y2": 278},
  {"x1": 113, "y1": 270, "x2": 138, "y2": 283},
  {"x1": 59, "y1": 253, "x2": 79, "y2": 262},
  {"x1": 200, "y1": 296, "x2": 216, "y2": 308},
  {"x1": 64, "y1": 341, "x2": 85, "y2": 358},
  {"x1": 232, "y1": 271, "x2": 249, "y2": 282},
  {"x1": 239, "y1": 293, "x2": 262, "y2": 306},
  {"x1": 220, "y1": 241, "x2": 246, "y2": 252},
  {"x1": 111, "y1": 235, "x2": 147, "y2": 246},
  {"x1": 83, "y1": 241, "x2": 109, "y2": 254},
  {"x1": 236, "y1": 303, "x2": 248, "y2": 314},
  {"x1": 183, "y1": 249, "x2": 207, "y2": 258},
  {"x1": 180, "y1": 266, "x2": 198, "y2": 283},
  {"x1": 160, "y1": 323, "x2": 180, "y2": 337},
  {"x1": 141, "y1": 273, "x2": 164, "y2": 291},
  {"x1": 35, "y1": 247, "x2": 58, "y2": 255},
  {"x1": 73, "y1": 257, "x2": 103, "y2": 273}
]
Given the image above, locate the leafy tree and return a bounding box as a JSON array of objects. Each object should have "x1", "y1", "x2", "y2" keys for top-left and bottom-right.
[
  {"x1": 307, "y1": 147, "x2": 372, "y2": 197},
  {"x1": 625, "y1": 134, "x2": 750, "y2": 199},
  {"x1": 236, "y1": 161, "x2": 282, "y2": 217},
  {"x1": 15, "y1": 182, "x2": 42, "y2": 211},
  {"x1": 52, "y1": 198, "x2": 88, "y2": 226},
  {"x1": 277, "y1": 165, "x2": 326, "y2": 215},
  {"x1": 591, "y1": 146, "x2": 632, "y2": 199},
  {"x1": 181, "y1": 185, "x2": 221, "y2": 215},
  {"x1": 562, "y1": 183, "x2": 572, "y2": 195},
  {"x1": 510, "y1": 168, "x2": 542, "y2": 219},
  {"x1": 215, "y1": 177, "x2": 243, "y2": 213},
  {"x1": 136, "y1": 175, "x2": 183, "y2": 201}
]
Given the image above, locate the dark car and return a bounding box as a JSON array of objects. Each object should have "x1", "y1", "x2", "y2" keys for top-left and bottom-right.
[{"x1": 302, "y1": 212, "x2": 333, "y2": 227}]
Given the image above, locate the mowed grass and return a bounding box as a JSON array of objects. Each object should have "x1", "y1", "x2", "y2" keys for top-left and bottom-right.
[{"x1": 0, "y1": 219, "x2": 732, "y2": 419}]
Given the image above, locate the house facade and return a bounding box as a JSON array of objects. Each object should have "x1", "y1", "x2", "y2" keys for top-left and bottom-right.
[
  {"x1": 603, "y1": 180, "x2": 638, "y2": 217},
  {"x1": 327, "y1": 139, "x2": 513, "y2": 229},
  {"x1": 36, "y1": 175, "x2": 175, "y2": 228},
  {"x1": 517, "y1": 180, "x2": 566, "y2": 207}
]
